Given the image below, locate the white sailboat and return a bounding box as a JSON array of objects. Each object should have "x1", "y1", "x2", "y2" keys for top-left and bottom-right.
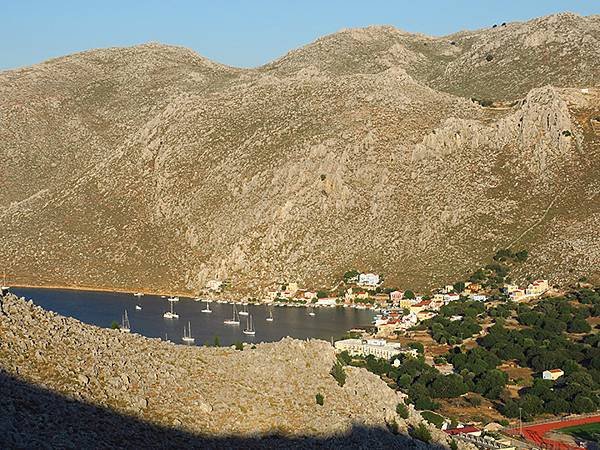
[
  {"x1": 167, "y1": 296, "x2": 179, "y2": 302},
  {"x1": 308, "y1": 308, "x2": 316, "y2": 317},
  {"x1": 120, "y1": 310, "x2": 131, "y2": 333},
  {"x1": 163, "y1": 301, "x2": 179, "y2": 319},
  {"x1": 135, "y1": 305, "x2": 142, "y2": 310},
  {"x1": 224, "y1": 304, "x2": 240, "y2": 325},
  {"x1": 238, "y1": 304, "x2": 249, "y2": 316},
  {"x1": 201, "y1": 302, "x2": 212, "y2": 313},
  {"x1": 133, "y1": 292, "x2": 144, "y2": 297},
  {"x1": 1, "y1": 271, "x2": 9, "y2": 291},
  {"x1": 266, "y1": 309, "x2": 274, "y2": 322},
  {"x1": 182, "y1": 321, "x2": 195, "y2": 344},
  {"x1": 243, "y1": 315, "x2": 256, "y2": 336}
]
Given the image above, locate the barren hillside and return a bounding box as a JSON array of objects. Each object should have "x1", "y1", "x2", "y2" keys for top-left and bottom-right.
[
  {"x1": 1, "y1": 13, "x2": 599, "y2": 295},
  {"x1": 0, "y1": 293, "x2": 453, "y2": 448}
]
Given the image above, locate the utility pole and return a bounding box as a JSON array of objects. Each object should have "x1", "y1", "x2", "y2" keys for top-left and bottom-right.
[{"x1": 519, "y1": 407, "x2": 523, "y2": 437}]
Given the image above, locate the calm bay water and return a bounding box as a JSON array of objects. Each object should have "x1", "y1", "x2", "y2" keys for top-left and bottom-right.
[{"x1": 12, "y1": 287, "x2": 375, "y2": 347}]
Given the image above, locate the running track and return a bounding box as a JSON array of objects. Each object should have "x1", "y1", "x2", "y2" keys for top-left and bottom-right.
[{"x1": 506, "y1": 415, "x2": 600, "y2": 450}]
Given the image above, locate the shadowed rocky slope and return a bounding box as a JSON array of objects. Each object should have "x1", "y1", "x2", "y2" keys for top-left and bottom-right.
[
  {"x1": 1, "y1": 13, "x2": 599, "y2": 294},
  {"x1": 0, "y1": 293, "x2": 459, "y2": 449}
]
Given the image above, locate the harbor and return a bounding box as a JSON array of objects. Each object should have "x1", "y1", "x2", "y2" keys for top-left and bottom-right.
[{"x1": 10, "y1": 287, "x2": 376, "y2": 347}]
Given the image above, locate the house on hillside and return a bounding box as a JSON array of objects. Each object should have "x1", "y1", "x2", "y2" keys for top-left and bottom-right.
[
  {"x1": 444, "y1": 293, "x2": 460, "y2": 303},
  {"x1": 206, "y1": 279, "x2": 223, "y2": 292},
  {"x1": 389, "y1": 290, "x2": 404, "y2": 304},
  {"x1": 509, "y1": 289, "x2": 525, "y2": 301},
  {"x1": 358, "y1": 273, "x2": 380, "y2": 287},
  {"x1": 542, "y1": 369, "x2": 564, "y2": 381},
  {"x1": 526, "y1": 279, "x2": 549, "y2": 296},
  {"x1": 444, "y1": 425, "x2": 482, "y2": 437}
]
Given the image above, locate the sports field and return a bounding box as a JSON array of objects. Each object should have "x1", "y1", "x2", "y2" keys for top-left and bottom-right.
[{"x1": 559, "y1": 422, "x2": 600, "y2": 443}]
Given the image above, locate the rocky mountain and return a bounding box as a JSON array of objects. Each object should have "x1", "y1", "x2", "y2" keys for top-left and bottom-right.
[
  {"x1": 0, "y1": 293, "x2": 456, "y2": 448},
  {"x1": 1, "y1": 12, "x2": 599, "y2": 295}
]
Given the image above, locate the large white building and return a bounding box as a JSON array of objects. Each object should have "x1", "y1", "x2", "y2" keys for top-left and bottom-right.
[
  {"x1": 335, "y1": 338, "x2": 418, "y2": 359},
  {"x1": 358, "y1": 273, "x2": 380, "y2": 287}
]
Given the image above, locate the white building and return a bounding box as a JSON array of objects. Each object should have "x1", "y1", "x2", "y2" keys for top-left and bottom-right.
[
  {"x1": 542, "y1": 369, "x2": 564, "y2": 381},
  {"x1": 526, "y1": 280, "x2": 549, "y2": 296},
  {"x1": 316, "y1": 298, "x2": 337, "y2": 306},
  {"x1": 471, "y1": 294, "x2": 487, "y2": 302},
  {"x1": 358, "y1": 273, "x2": 380, "y2": 287},
  {"x1": 206, "y1": 279, "x2": 223, "y2": 292},
  {"x1": 335, "y1": 338, "x2": 418, "y2": 360}
]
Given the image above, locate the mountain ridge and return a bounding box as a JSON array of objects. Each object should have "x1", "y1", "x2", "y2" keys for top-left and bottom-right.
[{"x1": 1, "y1": 13, "x2": 599, "y2": 295}]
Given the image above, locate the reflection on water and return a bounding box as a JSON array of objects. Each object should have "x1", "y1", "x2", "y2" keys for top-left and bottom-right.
[{"x1": 12, "y1": 288, "x2": 376, "y2": 347}]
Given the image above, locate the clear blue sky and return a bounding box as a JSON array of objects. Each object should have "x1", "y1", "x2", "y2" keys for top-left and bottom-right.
[{"x1": 1, "y1": 0, "x2": 599, "y2": 70}]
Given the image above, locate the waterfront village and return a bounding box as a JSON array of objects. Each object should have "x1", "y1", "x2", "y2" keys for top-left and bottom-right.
[{"x1": 199, "y1": 261, "x2": 600, "y2": 450}]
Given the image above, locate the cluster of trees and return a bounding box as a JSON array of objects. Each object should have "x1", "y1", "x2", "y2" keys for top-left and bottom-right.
[
  {"x1": 458, "y1": 248, "x2": 528, "y2": 291},
  {"x1": 338, "y1": 286, "x2": 599, "y2": 422},
  {"x1": 478, "y1": 293, "x2": 600, "y2": 418},
  {"x1": 424, "y1": 300, "x2": 485, "y2": 344},
  {"x1": 502, "y1": 371, "x2": 600, "y2": 420}
]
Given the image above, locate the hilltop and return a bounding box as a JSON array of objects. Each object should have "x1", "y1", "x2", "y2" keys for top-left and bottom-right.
[{"x1": 0, "y1": 13, "x2": 599, "y2": 295}]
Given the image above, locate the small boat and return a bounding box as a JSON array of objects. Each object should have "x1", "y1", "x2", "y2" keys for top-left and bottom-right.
[
  {"x1": 167, "y1": 296, "x2": 179, "y2": 302},
  {"x1": 182, "y1": 321, "x2": 195, "y2": 344},
  {"x1": 120, "y1": 310, "x2": 131, "y2": 333},
  {"x1": 224, "y1": 304, "x2": 240, "y2": 325},
  {"x1": 1, "y1": 271, "x2": 9, "y2": 292},
  {"x1": 135, "y1": 305, "x2": 142, "y2": 311},
  {"x1": 133, "y1": 292, "x2": 144, "y2": 297},
  {"x1": 308, "y1": 308, "x2": 316, "y2": 316},
  {"x1": 238, "y1": 304, "x2": 249, "y2": 316},
  {"x1": 194, "y1": 297, "x2": 202, "y2": 302},
  {"x1": 243, "y1": 315, "x2": 256, "y2": 336},
  {"x1": 163, "y1": 301, "x2": 179, "y2": 319},
  {"x1": 201, "y1": 302, "x2": 212, "y2": 313},
  {"x1": 266, "y1": 309, "x2": 274, "y2": 322},
  {"x1": 160, "y1": 295, "x2": 166, "y2": 298}
]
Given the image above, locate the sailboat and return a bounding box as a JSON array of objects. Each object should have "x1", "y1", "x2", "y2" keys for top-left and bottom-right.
[
  {"x1": 163, "y1": 301, "x2": 179, "y2": 319},
  {"x1": 201, "y1": 302, "x2": 212, "y2": 313},
  {"x1": 238, "y1": 303, "x2": 249, "y2": 316},
  {"x1": 224, "y1": 304, "x2": 240, "y2": 325},
  {"x1": 182, "y1": 321, "x2": 195, "y2": 344},
  {"x1": 167, "y1": 296, "x2": 179, "y2": 302},
  {"x1": 308, "y1": 307, "x2": 316, "y2": 317},
  {"x1": 120, "y1": 310, "x2": 131, "y2": 333},
  {"x1": 1, "y1": 271, "x2": 9, "y2": 291},
  {"x1": 266, "y1": 309, "x2": 274, "y2": 322},
  {"x1": 135, "y1": 305, "x2": 142, "y2": 310},
  {"x1": 133, "y1": 292, "x2": 144, "y2": 297},
  {"x1": 243, "y1": 315, "x2": 256, "y2": 336}
]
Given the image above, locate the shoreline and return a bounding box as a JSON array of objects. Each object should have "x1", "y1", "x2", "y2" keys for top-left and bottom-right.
[{"x1": 7, "y1": 283, "x2": 379, "y2": 312}]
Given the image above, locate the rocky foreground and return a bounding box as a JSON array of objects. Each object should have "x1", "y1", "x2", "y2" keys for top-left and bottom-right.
[{"x1": 0, "y1": 293, "x2": 460, "y2": 449}]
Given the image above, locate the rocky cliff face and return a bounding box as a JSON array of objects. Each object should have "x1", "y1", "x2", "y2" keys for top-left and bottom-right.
[
  {"x1": 0, "y1": 293, "x2": 458, "y2": 448},
  {"x1": 0, "y1": 13, "x2": 599, "y2": 294}
]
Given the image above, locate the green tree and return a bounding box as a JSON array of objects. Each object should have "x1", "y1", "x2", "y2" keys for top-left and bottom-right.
[
  {"x1": 410, "y1": 423, "x2": 432, "y2": 443},
  {"x1": 453, "y1": 282, "x2": 465, "y2": 293},
  {"x1": 213, "y1": 336, "x2": 221, "y2": 347},
  {"x1": 316, "y1": 290, "x2": 328, "y2": 299},
  {"x1": 404, "y1": 290, "x2": 416, "y2": 299},
  {"x1": 396, "y1": 402, "x2": 409, "y2": 419},
  {"x1": 110, "y1": 321, "x2": 120, "y2": 330},
  {"x1": 330, "y1": 362, "x2": 346, "y2": 387},
  {"x1": 316, "y1": 393, "x2": 324, "y2": 406}
]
